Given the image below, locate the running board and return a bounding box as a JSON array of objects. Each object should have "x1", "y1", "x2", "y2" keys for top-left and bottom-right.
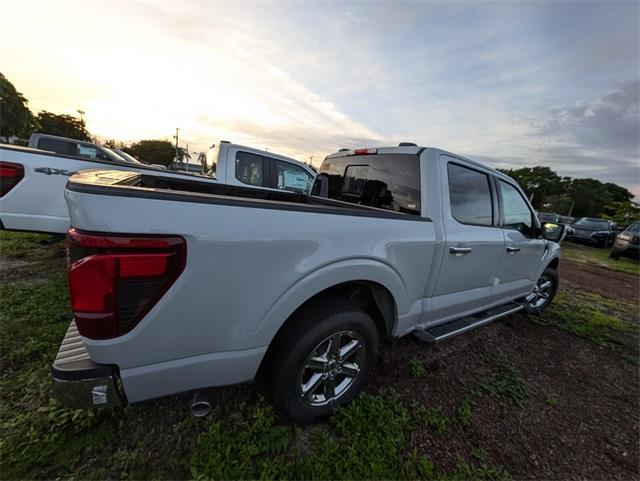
[{"x1": 412, "y1": 302, "x2": 524, "y2": 343}]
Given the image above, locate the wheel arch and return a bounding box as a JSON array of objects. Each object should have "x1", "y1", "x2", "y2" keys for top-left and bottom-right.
[{"x1": 253, "y1": 259, "x2": 408, "y2": 377}]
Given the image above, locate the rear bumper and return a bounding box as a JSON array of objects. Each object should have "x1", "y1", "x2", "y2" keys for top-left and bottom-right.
[{"x1": 51, "y1": 321, "x2": 125, "y2": 408}]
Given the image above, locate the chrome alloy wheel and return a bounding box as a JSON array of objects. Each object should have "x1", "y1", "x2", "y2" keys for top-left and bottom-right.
[
  {"x1": 525, "y1": 274, "x2": 554, "y2": 309},
  {"x1": 297, "y1": 330, "x2": 365, "y2": 407}
]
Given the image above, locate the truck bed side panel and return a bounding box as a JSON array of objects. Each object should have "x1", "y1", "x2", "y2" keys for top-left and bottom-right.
[{"x1": 66, "y1": 188, "x2": 436, "y2": 401}]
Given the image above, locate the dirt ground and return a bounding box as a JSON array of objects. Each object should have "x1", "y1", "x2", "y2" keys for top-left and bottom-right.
[
  {"x1": 369, "y1": 259, "x2": 640, "y2": 480},
  {"x1": 561, "y1": 258, "x2": 639, "y2": 304}
]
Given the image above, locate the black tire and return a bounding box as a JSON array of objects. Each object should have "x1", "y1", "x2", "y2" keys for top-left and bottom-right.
[
  {"x1": 265, "y1": 303, "x2": 378, "y2": 425},
  {"x1": 609, "y1": 250, "x2": 620, "y2": 260},
  {"x1": 524, "y1": 267, "x2": 559, "y2": 315}
]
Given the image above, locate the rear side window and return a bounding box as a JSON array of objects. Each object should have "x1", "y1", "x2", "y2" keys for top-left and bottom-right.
[
  {"x1": 448, "y1": 163, "x2": 493, "y2": 226},
  {"x1": 318, "y1": 154, "x2": 421, "y2": 215},
  {"x1": 38, "y1": 138, "x2": 76, "y2": 156},
  {"x1": 235, "y1": 152, "x2": 264, "y2": 187}
]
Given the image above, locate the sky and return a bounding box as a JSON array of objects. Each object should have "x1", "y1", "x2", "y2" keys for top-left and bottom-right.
[{"x1": 2, "y1": 0, "x2": 639, "y2": 194}]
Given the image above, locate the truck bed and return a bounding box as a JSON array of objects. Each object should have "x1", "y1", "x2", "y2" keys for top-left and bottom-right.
[{"x1": 67, "y1": 170, "x2": 430, "y2": 222}]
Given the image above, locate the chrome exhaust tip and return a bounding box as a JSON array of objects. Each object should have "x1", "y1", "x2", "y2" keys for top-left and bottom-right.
[{"x1": 191, "y1": 391, "x2": 213, "y2": 417}]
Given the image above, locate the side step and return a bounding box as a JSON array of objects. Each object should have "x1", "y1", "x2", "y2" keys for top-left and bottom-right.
[{"x1": 412, "y1": 302, "x2": 524, "y2": 343}]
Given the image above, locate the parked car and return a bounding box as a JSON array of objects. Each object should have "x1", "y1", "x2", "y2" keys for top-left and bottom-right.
[
  {"x1": 205, "y1": 141, "x2": 316, "y2": 194},
  {"x1": 52, "y1": 144, "x2": 564, "y2": 424},
  {"x1": 564, "y1": 217, "x2": 618, "y2": 248},
  {"x1": 609, "y1": 222, "x2": 640, "y2": 259},
  {"x1": 0, "y1": 140, "x2": 313, "y2": 234},
  {"x1": 28, "y1": 133, "x2": 125, "y2": 162}
]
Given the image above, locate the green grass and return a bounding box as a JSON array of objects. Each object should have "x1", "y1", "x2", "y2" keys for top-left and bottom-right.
[
  {"x1": 544, "y1": 291, "x2": 633, "y2": 347},
  {"x1": 412, "y1": 403, "x2": 450, "y2": 437},
  {"x1": 480, "y1": 367, "x2": 529, "y2": 408},
  {"x1": 0, "y1": 231, "x2": 49, "y2": 258},
  {"x1": 457, "y1": 394, "x2": 474, "y2": 426},
  {"x1": 409, "y1": 357, "x2": 427, "y2": 378},
  {"x1": 561, "y1": 241, "x2": 640, "y2": 275}
]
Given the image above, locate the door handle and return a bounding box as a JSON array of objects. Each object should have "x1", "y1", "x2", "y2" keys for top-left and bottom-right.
[
  {"x1": 506, "y1": 246, "x2": 521, "y2": 254},
  {"x1": 450, "y1": 246, "x2": 472, "y2": 256}
]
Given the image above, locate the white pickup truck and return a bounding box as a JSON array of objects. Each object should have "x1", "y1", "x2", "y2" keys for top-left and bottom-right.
[
  {"x1": 0, "y1": 140, "x2": 315, "y2": 234},
  {"x1": 52, "y1": 144, "x2": 564, "y2": 424}
]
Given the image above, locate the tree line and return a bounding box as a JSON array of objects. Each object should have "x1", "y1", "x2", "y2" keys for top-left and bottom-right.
[
  {"x1": 1, "y1": 72, "x2": 638, "y2": 225},
  {"x1": 498, "y1": 166, "x2": 638, "y2": 225}
]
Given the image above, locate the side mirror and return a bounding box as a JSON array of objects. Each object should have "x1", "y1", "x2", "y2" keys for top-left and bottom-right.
[
  {"x1": 541, "y1": 222, "x2": 565, "y2": 242},
  {"x1": 311, "y1": 174, "x2": 329, "y2": 198}
]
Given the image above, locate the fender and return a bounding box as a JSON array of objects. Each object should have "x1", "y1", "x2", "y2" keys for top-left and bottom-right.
[
  {"x1": 253, "y1": 257, "x2": 410, "y2": 342},
  {"x1": 536, "y1": 241, "x2": 561, "y2": 278}
]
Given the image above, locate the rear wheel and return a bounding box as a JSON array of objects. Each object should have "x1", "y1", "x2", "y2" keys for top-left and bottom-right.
[
  {"x1": 265, "y1": 304, "x2": 378, "y2": 425},
  {"x1": 524, "y1": 267, "x2": 558, "y2": 314}
]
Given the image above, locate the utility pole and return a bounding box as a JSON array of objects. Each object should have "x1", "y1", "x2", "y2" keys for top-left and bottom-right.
[
  {"x1": 77, "y1": 110, "x2": 85, "y2": 123},
  {"x1": 173, "y1": 128, "x2": 179, "y2": 168}
]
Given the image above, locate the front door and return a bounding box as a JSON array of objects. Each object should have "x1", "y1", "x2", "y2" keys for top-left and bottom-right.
[
  {"x1": 494, "y1": 179, "x2": 546, "y2": 299},
  {"x1": 427, "y1": 158, "x2": 505, "y2": 323}
]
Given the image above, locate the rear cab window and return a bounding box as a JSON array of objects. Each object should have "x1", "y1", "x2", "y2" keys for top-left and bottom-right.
[{"x1": 317, "y1": 154, "x2": 421, "y2": 215}]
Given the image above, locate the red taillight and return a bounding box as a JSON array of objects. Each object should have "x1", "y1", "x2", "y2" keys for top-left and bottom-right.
[
  {"x1": 351, "y1": 148, "x2": 377, "y2": 156},
  {"x1": 67, "y1": 228, "x2": 186, "y2": 340},
  {"x1": 0, "y1": 162, "x2": 24, "y2": 197}
]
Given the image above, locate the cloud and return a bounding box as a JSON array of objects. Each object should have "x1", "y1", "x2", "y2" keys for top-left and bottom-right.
[{"x1": 538, "y1": 80, "x2": 639, "y2": 157}]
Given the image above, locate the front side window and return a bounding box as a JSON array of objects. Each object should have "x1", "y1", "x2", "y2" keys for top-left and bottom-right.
[
  {"x1": 448, "y1": 163, "x2": 493, "y2": 226},
  {"x1": 275, "y1": 160, "x2": 313, "y2": 193},
  {"x1": 77, "y1": 144, "x2": 101, "y2": 159},
  {"x1": 499, "y1": 180, "x2": 534, "y2": 236},
  {"x1": 235, "y1": 152, "x2": 264, "y2": 187}
]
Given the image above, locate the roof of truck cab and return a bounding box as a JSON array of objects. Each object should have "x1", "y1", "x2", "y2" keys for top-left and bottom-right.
[{"x1": 325, "y1": 146, "x2": 513, "y2": 182}]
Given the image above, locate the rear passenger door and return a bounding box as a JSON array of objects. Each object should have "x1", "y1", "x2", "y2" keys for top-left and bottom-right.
[
  {"x1": 494, "y1": 179, "x2": 546, "y2": 298},
  {"x1": 429, "y1": 158, "x2": 504, "y2": 320}
]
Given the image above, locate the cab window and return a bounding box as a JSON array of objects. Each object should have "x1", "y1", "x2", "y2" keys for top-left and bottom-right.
[
  {"x1": 274, "y1": 160, "x2": 313, "y2": 193},
  {"x1": 448, "y1": 163, "x2": 493, "y2": 226},
  {"x1": 37, "y1": 138, "x2": 76, "y2": 156},
  {"x1": 499, "y1": 180, "x2": 535, "y2": 236},
  {"x1": 235, "y1": 152, "x2": 264, "y2": 187}
]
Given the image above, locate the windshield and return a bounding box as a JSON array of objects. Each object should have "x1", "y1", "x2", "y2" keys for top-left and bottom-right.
[
  {"x1": 101, "y1": 147, "x2": 127, "y2": 162},
  {"x1": 114, "y1": 149, "x2": 143, "y2": 164},
  {"x1": 626, "y1": 222, "x2": 640, "y2": 233},
  {"x1": 205, "y1": 145, "x2": 219, "y2": 177},
  {"x1": 574, "y1": 218, "x2": 609, "y2": 229}
]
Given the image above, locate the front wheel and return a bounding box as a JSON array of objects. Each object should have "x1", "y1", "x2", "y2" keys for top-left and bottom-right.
[
  {"x1": 524, "y1": 267, "x2": 558, "y2": 314},
  {"x1": 265, "y1": 304, "x2": 378, "y2": 425}
]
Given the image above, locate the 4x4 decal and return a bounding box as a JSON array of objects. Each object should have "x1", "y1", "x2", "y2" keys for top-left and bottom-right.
[{"x1": 35, "y1": 167, "x2": 76, "y2": 176}]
